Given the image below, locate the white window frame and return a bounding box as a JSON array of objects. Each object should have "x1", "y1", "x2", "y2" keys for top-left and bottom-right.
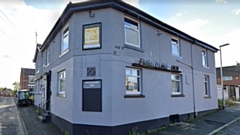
[
  {"x1": 202, "y1": 49, "x2": 208, "y2": 67},
  {"x1": 204, "y1": 75, "x2": 210, "y2": 96},
  {"x1": 46, "y1": 48, "x2": 50, "y2": 66},
  {"x1": 171, "y1": 37, "x2": 180, "y2": 56},
  {"x1": 171, "y1": 74, "x2": 182, "y2": 95},
  {"x1": 58, "y1": 70, "x2": 66, "y2": 95},
  {"x1": 61, "y1": 26, "x2": 69, "y2": 55},
  {"x1": 28, "y1": 75, "x2": 35, "y2": 83},
  {"x1": 126, "y1": 68, "x2": 141, "y2": 95},
  {"x1": 124, "y1": 17, "x2": 140, "y2": 47}
]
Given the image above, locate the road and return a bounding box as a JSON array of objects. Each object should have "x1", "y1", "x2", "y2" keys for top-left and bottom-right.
[
  {"x1": 217, "y1": 120, "x2": 240, "y2": 135},
  {"x1": 0, "y1": 97, "x2": 25, "y2": 135}
]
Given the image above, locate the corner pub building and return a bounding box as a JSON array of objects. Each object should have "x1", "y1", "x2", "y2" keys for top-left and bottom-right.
[{"x1": 33, "y1": 0, "x2": 218, "y2": 134}]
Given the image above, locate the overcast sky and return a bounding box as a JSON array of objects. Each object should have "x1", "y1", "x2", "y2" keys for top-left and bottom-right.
[{"x1": 0, "y1": 0, "x2": 239, "y2": 88}]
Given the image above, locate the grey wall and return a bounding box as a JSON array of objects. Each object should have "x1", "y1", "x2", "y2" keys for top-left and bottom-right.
[{"x1": 35, "y1": 7, "x2": 218, "y2": 126}]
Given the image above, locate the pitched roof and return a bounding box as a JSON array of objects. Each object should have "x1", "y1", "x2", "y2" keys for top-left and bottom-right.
[
  {"x1": 21, "y1": 68, "x2": 35, "y2": 75},
  {"x1": 39, "y1": 0, "x2": 218, "y2": 53}
]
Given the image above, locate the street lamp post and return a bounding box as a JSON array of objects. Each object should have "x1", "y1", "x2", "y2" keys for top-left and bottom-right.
[{"x1": 220, "y1": 43, "x2": 230, "y2": 109}]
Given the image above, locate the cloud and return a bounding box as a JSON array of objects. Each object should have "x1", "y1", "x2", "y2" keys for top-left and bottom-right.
[
  {"x1": 123, "y1": 0, "x2": 139, "y2": 7},
  {"x1": 232, "y1": 9, "x2": 240, "y2": 15},
  {"x1": 175, "y1": 13, "x2": 182, "y2": 17},
  {"x1": 180, "y1": 18, "x2": 209, "y2": 30},
  {"x1": 2, "y1": 55, "x2": 10, "y2": 58},
  {"x1": 215, "y1": 0, "x2": 228, "y2": 3}
]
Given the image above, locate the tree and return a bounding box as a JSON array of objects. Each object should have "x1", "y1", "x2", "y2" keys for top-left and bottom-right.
[{"x1": 12, "y1": 82, "x2": 20, "y2": 91}]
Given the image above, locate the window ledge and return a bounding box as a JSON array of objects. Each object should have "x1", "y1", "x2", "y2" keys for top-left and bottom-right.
[
  {"x1": 124, "y1": 94, "x2": 145, "y2": 98},
  {"x1": 172, "y1": 54, "x2": 182, "y2": 59},
  {"x1": 203, "y1": 66, "x2": 210, "y2": 69},
  {"x1": 59, "y1": 49, "x2": 69, "y2": 58},
  {"x1": 204, "y1": 96, "x2": 211, "y2": 99},
  {"x1": 171, "y1": 94, "x2": 185, "y2": 97},
  {"x1": 124, "y1": 44, "x2": 144, "y2": 52},
  {"x1": 57, "y1": 94, "x2": 66, "y2": 98}
]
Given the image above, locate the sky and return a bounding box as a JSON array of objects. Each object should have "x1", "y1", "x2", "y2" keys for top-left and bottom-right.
[{"x1": 0, "y1": 0, "x2": 239, "y2": 88}]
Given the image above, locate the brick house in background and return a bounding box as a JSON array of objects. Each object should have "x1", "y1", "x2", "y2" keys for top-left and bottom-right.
[
  {"x1": 216, "y1": 65, "x2": 240, "y2": 100},
  {"x1": 20, "y1": 68, "x2": 35, "y2": 91}
]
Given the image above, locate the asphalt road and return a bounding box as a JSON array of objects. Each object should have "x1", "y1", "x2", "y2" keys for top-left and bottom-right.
[
  {"x1": 217, "y1": 118, "x2": 240, "y2": 135},
  {"x1": 0, "y1": 97, "x2": 25, "y2": 135}
]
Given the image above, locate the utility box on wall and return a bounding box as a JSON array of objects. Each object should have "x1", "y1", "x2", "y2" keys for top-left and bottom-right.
[{"x1": 82, "y1": 80, "x2": 102, "y2": 112}]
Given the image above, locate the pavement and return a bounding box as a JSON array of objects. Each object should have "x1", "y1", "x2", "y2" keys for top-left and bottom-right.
[{"x1": 15, "y1": 99, "x2": 240, "y2": 135}]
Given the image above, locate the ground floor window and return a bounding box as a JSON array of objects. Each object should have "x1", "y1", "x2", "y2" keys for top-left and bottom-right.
[
  {"x1": 171, "y1": 74, "x2": 182, "y2": 95},
  {"x1": 126, "y1": 68, "x2": 141, "y2": 95},
  {"x1": 58, "y1": 70, "x2": 66, "y2": 95},
  {"x1": 204, "y1": 75, "x2": 210, "y2": 96}
]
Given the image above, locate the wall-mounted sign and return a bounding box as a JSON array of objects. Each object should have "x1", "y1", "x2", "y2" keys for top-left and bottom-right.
[
  {"x1": 133, "y1": 58, "x2": 180, "y2": 72},
  {"x1": 83, "y1": 23, "x2": 101, "y2": 50},
  {"x1": 83, "y1": 80, "x2": 101, "y2": 89}
]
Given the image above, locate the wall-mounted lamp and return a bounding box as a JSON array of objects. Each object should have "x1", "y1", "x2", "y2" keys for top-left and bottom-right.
[{"x1": 89, "y1": 10, "x2": 95, "y2": 18}]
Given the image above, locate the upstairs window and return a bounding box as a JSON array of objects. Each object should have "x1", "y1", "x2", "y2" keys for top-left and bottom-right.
[
  {"x1": 172, "y1": 38, "x2": 180, "y2": 56},
  {"x1": 61, "y1": 27, "x2": 69, "y2": 54},
  {"x1": 126, "y1": 68, "x2": 141, "y2": 95},
  {"x1": 202, "y1": 50, "x2": 208, "y2": 67},
  {"x1": 46, "y1": 48, "x2": 50, "y2": 66},
  {"x1": 171, "y1": 74, "x2": 182, "y2": 95},
  {"x1": 124, "y1": 18, "x2": 140, "y2": 47},
  {"x1": 28, "y1": 75, "x2": 35, "y2": 83}
]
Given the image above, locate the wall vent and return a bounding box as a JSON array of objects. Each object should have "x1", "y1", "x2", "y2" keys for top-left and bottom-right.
[{"x1": 87, "y1": 67, "x2": 96, "y2": 77}]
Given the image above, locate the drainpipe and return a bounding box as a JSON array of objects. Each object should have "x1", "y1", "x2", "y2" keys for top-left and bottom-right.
[{"x1": 191, "y1": 41, "x2": 197, "y2": 118}]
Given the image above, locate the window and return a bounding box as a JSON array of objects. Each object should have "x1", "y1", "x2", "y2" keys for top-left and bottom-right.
[
  {"x1": 202, "y1": 50, "x2": 208, "y2": 67},
  {"x1": 61, "y1": 27, "x2": 69, "y2": 54},
  {"x1": 46, "y1": 48, "x2": 50, "y2": 66},
  {"x1": 124, "y1": 18, "x2": 140, "y2": 47},
  {"x1": 204, "y1": 75, "x2": 210, "y2": 96},
  {"x1": 29, "y1": 76, "x2": 35, "y2": 83},
  {"x1": 58, "y1": 70, "x2": 66, "y2": 95},
  {"x1": 171, "y1": 74, "x2": 182, "y2": 95},
  {"x1": 172, "y1": 38, "x2": 180, "y2": 56},
  {"x1": 126, "y1": 68, "x2": 141, "y2": 95}
]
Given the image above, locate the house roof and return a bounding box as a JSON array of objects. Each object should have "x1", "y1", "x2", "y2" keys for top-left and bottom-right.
[
  {"x1": 39, "y1": 0, "x2": 218, "y2": 53},
  {"x1": 21, "y1": 68, "x2": 35, "y2": 75},
  {"x1": 216, "y1": 65, "x2": 240, "y2": 77}
]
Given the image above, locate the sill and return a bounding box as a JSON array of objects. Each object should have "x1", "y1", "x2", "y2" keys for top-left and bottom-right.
[
  {"x1": 56, "y1": 94, "x2": 66, "y2": 98},
  {"x1": 171, "y1": 94, "x2": 185, "y2": 97},
  {"x1": 204, "y1": 96, "x2": 211, "y2": 99},
  {"x1": 124, "y1": 44, "x2": 144, "y2": 52},
  {"x1": 35, "y1": 93, "x2": 42, "y2": 95},
  {"x1": 172, "y1": 54, "x2": 182, "y2": 59},
  {"x1": 59, "y1": 49, "x2": 69, "y2": 58},
  {"x1": 124, "y1": 94, "x2": 145, "y2": 98},
  {"x1": 203, "y1": 66, "x2": 210, "y2": 69}
]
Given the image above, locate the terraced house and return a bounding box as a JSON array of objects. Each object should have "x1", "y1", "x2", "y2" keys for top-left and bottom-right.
[{"x1": 33, "y1": 0, "x2": 218, "y2": 134}]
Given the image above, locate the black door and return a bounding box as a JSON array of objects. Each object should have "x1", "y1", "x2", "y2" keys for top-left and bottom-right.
[{"x1": 46, "y1": 71, "x2": 51, "y2": 110}]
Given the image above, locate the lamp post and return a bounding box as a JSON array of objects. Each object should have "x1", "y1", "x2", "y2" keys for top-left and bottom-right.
[{"x1": 220, "y1": 43, "x2": 230, "y2": 109}]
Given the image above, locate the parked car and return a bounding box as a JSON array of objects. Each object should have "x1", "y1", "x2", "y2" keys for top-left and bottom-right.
[{"x1": 17, "y1": 89, "x2": 29, "y2": 106}]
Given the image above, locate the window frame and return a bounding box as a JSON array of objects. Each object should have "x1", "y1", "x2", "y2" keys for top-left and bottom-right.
[
  {"x1": 58, "y1": 70, "x2": 66, "y2": 95},
  {"x1": 204, "y1": 75, "x2": 210, "y2": 96},
  {"x1": 124, "y1": 17, "x2": 140, "y2": 48},
  {"x1": 28, "y1": 75, "x2": 35, "y2": 83},
  {"x1": 46, "y1": 48, "x2": 50, "y2": 66},
  {"x1": 171, "y1": 74, "x2": 182, "y2": 95},
  {"x1": 202, "y1": 49, "x2": 208, "y2": 67},
  {"x1": 125, "y1": 68, "x2": 141, "y2": 95},
  {"x1": 171, "y1": 37, "x2": 180, "y2": 56},
  {"x1": 61, "y1": 26, "x2": 69, "y2": 55}
]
